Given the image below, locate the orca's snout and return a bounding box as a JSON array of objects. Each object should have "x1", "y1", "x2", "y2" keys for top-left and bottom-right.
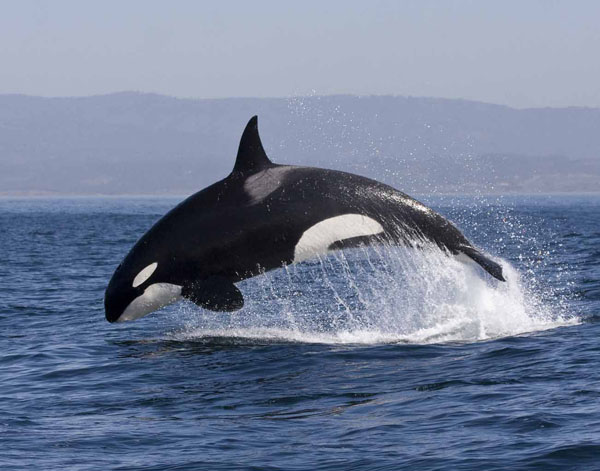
[
  {"x1": 104, "y1": 287, "x2": 124, "y2": 323},
  {"x1": 104, "y1": 298, "x2": 121, "y2": 323},
  {"x1": 104, "y1": 277, "x2": 137, "y2": 323}
]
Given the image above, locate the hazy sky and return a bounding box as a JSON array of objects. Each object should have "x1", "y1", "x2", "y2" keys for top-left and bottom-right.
[{"x1": 2, "y1": 0, "x2": 599, "y2": 108}]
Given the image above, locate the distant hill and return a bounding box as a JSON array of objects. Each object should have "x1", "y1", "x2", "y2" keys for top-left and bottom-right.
[{"x1": 1, "y1": 92, "x2": 599, "y2": 195}]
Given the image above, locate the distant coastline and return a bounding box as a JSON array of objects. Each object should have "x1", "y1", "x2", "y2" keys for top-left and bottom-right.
[{"x1": 1, "y1": 92, "x2": 598, "y2": 196}]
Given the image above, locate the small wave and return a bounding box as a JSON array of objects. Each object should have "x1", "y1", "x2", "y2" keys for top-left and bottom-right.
[{"x1": 167, "y1": 246, "x2": 579, "y2": 345}]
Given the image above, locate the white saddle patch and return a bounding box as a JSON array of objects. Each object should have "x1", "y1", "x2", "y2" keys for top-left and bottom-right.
[
  {"x1": 119, "y1": 283, "x2": 182, "y2": 322},
  {"x1": 244, "y1": 166, "x2": 291, "y2": 204},
  {"x1": 294, "y1": 214, "x2": 384, "y2": 263}
]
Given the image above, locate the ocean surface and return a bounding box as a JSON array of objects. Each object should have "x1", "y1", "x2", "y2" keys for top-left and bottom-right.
[{"x1": 1, "y1": 195, "x2": 599, "y2": 470}]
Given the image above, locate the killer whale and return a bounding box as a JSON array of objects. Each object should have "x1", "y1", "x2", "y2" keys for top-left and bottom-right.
[{"x1": 104, "y1": 116, "x2": 505, "y2": 323}]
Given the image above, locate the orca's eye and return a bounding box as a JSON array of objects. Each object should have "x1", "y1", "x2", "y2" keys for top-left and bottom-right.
[{"x1": 132, "y1": 262, "x2": 158, "y2": 288}]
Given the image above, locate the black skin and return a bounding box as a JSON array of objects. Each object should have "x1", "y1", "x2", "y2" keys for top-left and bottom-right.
[{"x1": 105, "y1": 117, "x2": 504, "y2": 322}]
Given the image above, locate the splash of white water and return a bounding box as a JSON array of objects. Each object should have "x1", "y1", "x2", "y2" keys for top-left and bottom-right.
[{"x1": 168, "y1": 246, "x2": 578, "y2": 345}]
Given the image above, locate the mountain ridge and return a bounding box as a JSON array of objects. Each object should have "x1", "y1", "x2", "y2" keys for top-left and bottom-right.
[{"x1": 1, "y1": 92, "x2": 598, "y2": 195}]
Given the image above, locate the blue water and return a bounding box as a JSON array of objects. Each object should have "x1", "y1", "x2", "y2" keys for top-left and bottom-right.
[{"x1": 1, "y1": 195, "x2": 599, "y2": 470}]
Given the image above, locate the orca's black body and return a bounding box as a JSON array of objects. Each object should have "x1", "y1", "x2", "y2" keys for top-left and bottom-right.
[{"x1": 105, "y1": 117, "x2": 505, "y2": 323}]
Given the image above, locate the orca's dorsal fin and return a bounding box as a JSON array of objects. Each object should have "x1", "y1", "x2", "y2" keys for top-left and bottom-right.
[{"x1": 232, "y1": 116, "x2": 273, "y2": 176}]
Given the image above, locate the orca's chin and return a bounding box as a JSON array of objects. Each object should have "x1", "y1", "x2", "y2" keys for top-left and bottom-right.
[
  {"x1": 112, "y1": 283, "x2": 183, "y2": 322},
  {"x1": 104, "y1": 292, "x2": 129, "y2": 323},
  {"x1": 105, "y1": 310, "x2": 121, "y2": 324},
  {"x1": 105, "y1": 308, "x2": 122, "y2": 323}
]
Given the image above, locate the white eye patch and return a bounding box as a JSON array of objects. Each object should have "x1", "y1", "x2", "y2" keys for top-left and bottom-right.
[{"x1": 132, "y1": 262, "x2": 158, "y2": 288}]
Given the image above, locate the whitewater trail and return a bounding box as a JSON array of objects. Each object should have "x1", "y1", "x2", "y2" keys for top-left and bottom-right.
[{"x1": 166, "y1": 245, "x2": 579, "y2": 345}]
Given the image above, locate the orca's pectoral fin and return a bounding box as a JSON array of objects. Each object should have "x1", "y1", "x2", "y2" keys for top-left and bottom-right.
[
  {"x1": 182, "y1": 276, "x2": 244, "y2": 312},
  {"x1": 459, "y1": 246, "x2": 506, "y2": 282}
]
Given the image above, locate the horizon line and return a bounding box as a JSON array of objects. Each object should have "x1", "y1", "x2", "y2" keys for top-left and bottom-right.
[{"x1": 1, "y1": 90, "x2": 599, "y2": 112}]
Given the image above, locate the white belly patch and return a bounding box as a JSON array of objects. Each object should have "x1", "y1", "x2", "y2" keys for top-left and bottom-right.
[
  {"x1": 293, "y1": 214, "x2": 384, "y2": 263},
  {"x1": 119, "y1": 283, "x2": 182, "y2": 322}
]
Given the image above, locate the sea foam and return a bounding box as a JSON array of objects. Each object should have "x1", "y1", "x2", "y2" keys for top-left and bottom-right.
[{"x1": 169, "y1": 245, "x2": 578, "y2": 345}]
